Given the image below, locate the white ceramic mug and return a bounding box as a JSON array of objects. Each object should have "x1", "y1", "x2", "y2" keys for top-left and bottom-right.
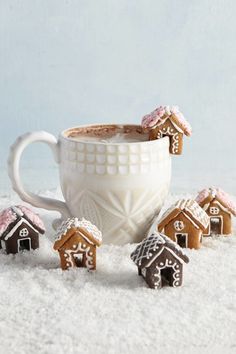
[{"x1": 8, "y1": 124, "x2": 171, "y2": 244}]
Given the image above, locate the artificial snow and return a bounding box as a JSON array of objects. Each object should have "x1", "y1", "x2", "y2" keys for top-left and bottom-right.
[{"x1": 0, "y1": 192, "x2": 236, "y2": 354}]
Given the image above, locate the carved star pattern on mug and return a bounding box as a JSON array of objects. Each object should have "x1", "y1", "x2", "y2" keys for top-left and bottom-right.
[{"x1": 70, "y1": 187, "x2": 168, "y2": 244}]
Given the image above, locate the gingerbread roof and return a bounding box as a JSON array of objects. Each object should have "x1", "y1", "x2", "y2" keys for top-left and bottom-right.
[
  {"x1": 0, "y1": 205, "x2": 45, "y2": 238},
  {"x1": 131, "y1": 231, "x2": 189, "y2": 269},
  {"x1": 196, "y1": 187, "x2": 236, "y2": 216},
  {"x1": 158, "y1": 199, "x2": 209, "y2": 231},
  {"x1": 54, "y1": 217, "x2": 102, "y2": 250},
  {"x1": 141, "y1": 105, "x2": 192, "y2": 136}
]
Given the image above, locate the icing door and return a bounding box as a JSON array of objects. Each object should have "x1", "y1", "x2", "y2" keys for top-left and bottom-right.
[
  {"x1": 210, "y1": 217, "x2": 222, "y2": 235},
  {"x1": 175, "y1": 233, "x2": 188, "y2": 248},
  {"x1": 161, "y1": 267, "x2": 174, "y2": 286},
  {"x1": 18, "y1": 238, "x2": 31, "y2": 251}
]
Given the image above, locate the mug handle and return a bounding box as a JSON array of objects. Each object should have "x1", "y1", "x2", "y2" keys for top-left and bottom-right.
[{"x1": 8, "y1": 131, "x2": 70, "y2": 218}]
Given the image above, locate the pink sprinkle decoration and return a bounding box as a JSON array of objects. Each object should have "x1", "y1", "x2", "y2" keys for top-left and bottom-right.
[
  {"x1": 141, "y1": 105, "x2": 192, "y2": 136},
  {"x1": 0, "y1": 208, "x2": 17, "y2": 236},
  {"x1": 216, "y1": 189, "x2": 236, "y2": 216},
  {"x1": 0, "y1": 205, "x2": 45, "y2": 237},
  {"x1": 141, "y1": 106, "x2": 166, "y2": 129},
  {"x1": 17, "y1": 205, "x2": 45, "y2": 232},
  {"x1": 195, "y1": 189, "x2": 210, "y2": 204}
]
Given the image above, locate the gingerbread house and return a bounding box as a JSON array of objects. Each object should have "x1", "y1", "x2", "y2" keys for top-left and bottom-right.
[
  {"x1": 54, "y1": 217, "x2": 102, "y2": 270},
  {"x1": 141, "y1": 105, "x2": 192, "y2": 155},
  {"x1": 0, "y1": 205, "x2": 45, "y2": 254},
  {"x1": 131, "y1": 231, "x2": 189, "y2": 289},
  {"x1": 158, "y1": 199, "x2": 209, "y2": 249},
  {"x1": 196, "y1": 187, "x2": 236, "y2": 236}
]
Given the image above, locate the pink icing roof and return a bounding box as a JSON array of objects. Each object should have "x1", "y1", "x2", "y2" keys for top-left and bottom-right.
[
  {"x1": 0, "y1": 208, "x2": 17, "y2": 236},
  {"x1": 195, "y1": 189, "x2": 210, "y2": 204},
  {"x1": 0, "y1": 205, "x2": 45, "y2": 237},
  {"x1": 17, "y1": 205, "x2": 45, "y2": 232},
  {"x1": 141, "y1": 105, "x2": 192, "y2": 136},
  {"x1": 196, "y1": 187, "x2": 236, "y2": 216}
]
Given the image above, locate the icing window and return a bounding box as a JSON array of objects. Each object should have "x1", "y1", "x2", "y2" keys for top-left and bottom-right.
[
  {"x1": 19, "y1": 228, "x2": 29, "y2": 237},
  {"x1": 209, "y1": 207, "x2": 219, "y2": 215},
  {"x1": 174, "y1": 220, "x2": 184, "y2": 231}
]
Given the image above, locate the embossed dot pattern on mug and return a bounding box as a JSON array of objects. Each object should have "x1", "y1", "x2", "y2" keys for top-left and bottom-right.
[{"x1": 61, "y1": 139, "x2": 169, "y2": 175}]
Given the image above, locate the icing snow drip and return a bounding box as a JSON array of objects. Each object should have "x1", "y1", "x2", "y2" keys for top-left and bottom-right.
[
  {"x1": 141, "y1": 105, "x2": 192, "y2": 136},
  {"x1": 55, "y1": 217, "x2": 102, "y2": 244}
]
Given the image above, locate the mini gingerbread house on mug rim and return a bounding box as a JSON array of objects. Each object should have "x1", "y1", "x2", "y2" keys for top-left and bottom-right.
[
  {"x1": 54, "y1": 217, "x2": 102, "y2": 270},
  {"x1": 131, "y1": 231, "x2": 189, "y2": 289},
  {"x1": 0, "y1": 205, "x2": 45, "y2": 254},
  {"x1": 158, "y1": 199, "x2": 209, "y2": 249},
  {"x1": 141, "y1": 106, "x2": 192, "y2": 155},
  {"x1": 196, "y1": 187, "x2": 236, "y2": 236}
]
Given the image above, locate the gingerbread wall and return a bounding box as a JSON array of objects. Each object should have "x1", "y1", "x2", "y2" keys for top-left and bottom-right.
[
  {"x1": 147, "y1": 248, "x2": 183, "y2": 288},
  {"x1": 58, "y1": 232, "x2": 96, "y2": 270},
  {"x1": 4, "y1": 221, "x2": 39, "y2": 254},
  {"x1": 160, "y1": 212, "x2": 202, "y2": 249},
  {"x1": 203, "y1": 201, "x2": 231, "y2": 235},
  {"x1": 149, "y1": 119, "x2": 183, "y2": 155}
]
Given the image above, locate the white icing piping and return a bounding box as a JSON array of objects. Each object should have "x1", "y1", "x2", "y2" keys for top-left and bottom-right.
[
  {"x1": 153, "y1": 259, "x2": 182, "y2": 288},
  {"x1": 206, "y1": 200, "x2": 231, "y2": 215},
  {"x1": 157, "y1": 126, "x2": 180, "y2": 154},
  {"x1": 17, "y1": 237, "x2": 31, "y2": 252},
  {"x1": 182, "y1": 212, "x2": 200, "y2": 230},
  {"x1": 63, "y1": 242, "x2": 94, "y2": 269},
  {"x1": 145, "y1": 246, "x2": 186, "y2": 269},
  {"x1": 170, "y1": 119, "x2": 184, "y2": 133},
  {"x1": 55, "y1": 217, "x2": 102, "y2": 244},
  {"x1": 4, "y1": 218, "x2": 38, "y2": 241}
]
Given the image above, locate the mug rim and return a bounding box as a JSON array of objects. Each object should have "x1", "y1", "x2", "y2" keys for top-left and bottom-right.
[{"x1": 60, "y1": 123, "x2": 170, "y2": 146}]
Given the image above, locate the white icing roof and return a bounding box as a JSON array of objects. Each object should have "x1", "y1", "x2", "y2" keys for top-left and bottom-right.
[
  {"x1": 55, "y1": 217, "x2": 102, "y2": 244},
  {"x1": 159, "y1": 199, "x2": 209, "y2": 230},
  {"x1": 131, "y1": 232, "x2": 189, "y2": 268},
  {"x1": 176, "y1": 199, "x2": 209, "y2": 229}
]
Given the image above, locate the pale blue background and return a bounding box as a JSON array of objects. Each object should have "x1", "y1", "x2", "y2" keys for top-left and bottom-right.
[{"x1": 0, "y1": 0, "x2": 236, "y2": 194}]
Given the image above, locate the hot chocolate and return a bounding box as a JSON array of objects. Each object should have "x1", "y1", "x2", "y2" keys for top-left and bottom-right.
[{"x1": 65, "y1": 124, "x2": 149, "y2": 143}]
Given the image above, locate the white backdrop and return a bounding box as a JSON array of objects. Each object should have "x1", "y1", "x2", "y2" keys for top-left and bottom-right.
[{"x1": 0, "y1": 0, "x2": 236, "y2": 194}]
